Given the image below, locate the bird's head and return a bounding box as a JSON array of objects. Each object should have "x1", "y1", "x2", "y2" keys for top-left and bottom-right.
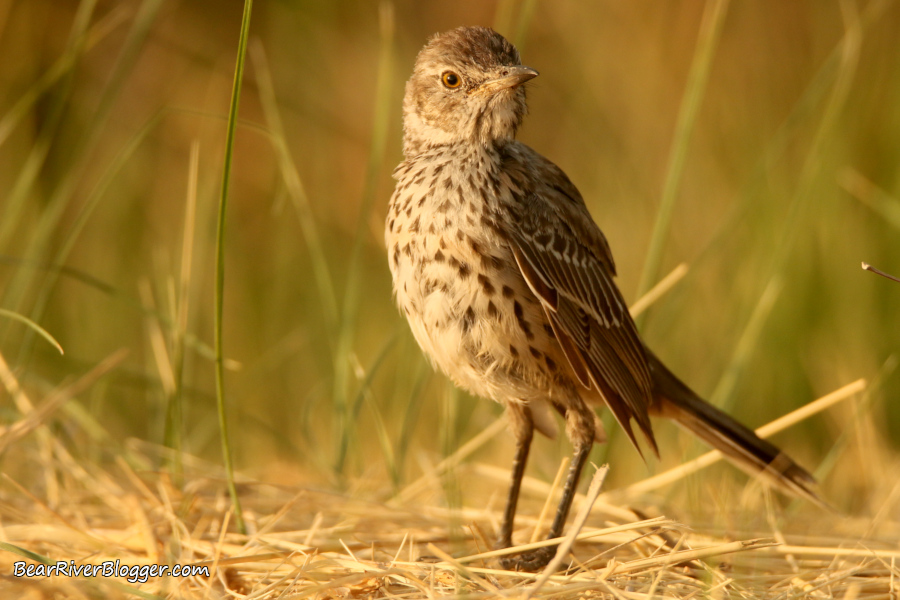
[{"x1": 402, "y1": 26, "x2": 538, "y2": 157}]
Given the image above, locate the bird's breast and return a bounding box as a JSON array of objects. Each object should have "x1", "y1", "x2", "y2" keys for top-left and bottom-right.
[{"x1": 386, "y1": 151, "x2": 568, "y2": 404}]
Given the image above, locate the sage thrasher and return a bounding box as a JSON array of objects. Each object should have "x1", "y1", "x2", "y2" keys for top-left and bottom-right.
[{"x1": 386, "y1": 26, "x2": 823, "y2": 571}]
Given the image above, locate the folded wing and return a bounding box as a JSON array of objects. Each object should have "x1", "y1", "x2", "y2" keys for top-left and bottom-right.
[{"x1": 504, "y1": 151, "x2": 657, "y2": 455}]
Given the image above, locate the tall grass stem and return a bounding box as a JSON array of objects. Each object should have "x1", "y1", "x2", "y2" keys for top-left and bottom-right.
[
  {"x1": 213, "y1": 0, "x2": 254, "y2": 535},
  {"x1": 332, "y1": 2, "x2": 395, "y2": 475},
  {"x1": 635, "y1": 0, "x2": 729, "y2": 326}
]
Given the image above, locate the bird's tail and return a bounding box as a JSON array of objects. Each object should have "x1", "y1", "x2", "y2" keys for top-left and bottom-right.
[{"x1": 644, "y1": 346, "x2": 829, "y2": 510}]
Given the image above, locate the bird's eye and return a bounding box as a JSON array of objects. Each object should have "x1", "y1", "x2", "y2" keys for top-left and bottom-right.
[{"x1": 441, "y1": 71, "x2": 462, "y2": 88}]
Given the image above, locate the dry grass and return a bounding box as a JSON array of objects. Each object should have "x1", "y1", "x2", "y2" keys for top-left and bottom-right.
[
  {"x1": 2, "y1": 358, "x2": 899, "y2": 599},
  {"x1": 1, "y1": 2, "x2": 899, "y2": 599}
]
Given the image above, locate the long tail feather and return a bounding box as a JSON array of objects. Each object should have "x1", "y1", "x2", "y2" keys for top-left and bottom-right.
[{"x1": 644, "y1": 346, "x2": 830, "y2": 510}]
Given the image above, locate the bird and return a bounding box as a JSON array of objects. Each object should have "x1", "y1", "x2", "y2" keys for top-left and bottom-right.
[{"x1": 385, "y1": 26, "x2": 824, "y2": 571}]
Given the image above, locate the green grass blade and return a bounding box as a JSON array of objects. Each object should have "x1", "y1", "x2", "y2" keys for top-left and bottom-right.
[
  {"x1": 0, "y1": 541, "x2": 56, "y2": 565},
  {"x1": 0, "y1": 308, "x2": 63, "y2": 355},
  {"x1": 0, "y1": 0, "x2": 97, "y2": 258},
  {"x1": 393, "y1": 356, "x2": 431, "y2": 488},
  {"x1": 0, "y1": 4, "x2": 127, "y2": 151},
  {"x1": 164, "y1": 140, "x2": 201, "y2": 482},
  {"x1": 0, "y1": 0, "x2": 102, "y2": 250},
  {"x1": 335, "y1": 332, "x2": 398, "y2": 474},
  {"x1": 332, "y1": 2, "x2": 395, "y2": 475},
  {"x1": 766, "y1": 3, "x2": 861, "y2": 282},
  {"x1": 7, "y1": 0, "x2": 165, "y2": 365},
  {"x1": 708, "y1": 278, "x2": 782, "y2": 411},
  {"x1": 635, "y1": 0, "x2": 729, "y2": 326},
  {"x1": 213, "y1": 0, "x2": 254, "y2": 536},
  {"x1": 250, "y1": 41, "x2": 340, "y2": 337},
  {"x1": 706, "y1": 2, "x2": 866, "y2": 415}
]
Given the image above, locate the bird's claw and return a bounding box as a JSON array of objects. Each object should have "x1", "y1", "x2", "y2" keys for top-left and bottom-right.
[{"x1": 497, "y1": 545, "x2": 557, "y2": 572}]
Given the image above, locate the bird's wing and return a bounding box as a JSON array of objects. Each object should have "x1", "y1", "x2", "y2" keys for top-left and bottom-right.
[{"x1": 502, "y1": 145, "x2": 657, "y2": 454}]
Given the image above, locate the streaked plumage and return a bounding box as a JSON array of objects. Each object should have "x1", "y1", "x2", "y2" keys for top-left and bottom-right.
[{"x1": 387, "y1": 26, "x2": 824, "y2": 571}]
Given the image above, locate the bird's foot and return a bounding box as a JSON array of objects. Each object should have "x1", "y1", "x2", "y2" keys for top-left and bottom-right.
[{"x1": 497, "y1": 545, "x2": 557, "y2": 572}]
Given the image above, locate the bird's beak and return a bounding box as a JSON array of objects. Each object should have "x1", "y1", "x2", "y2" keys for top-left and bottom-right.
[{"x1": 476, "y1": 65, "x2": 539, "y2": 95}]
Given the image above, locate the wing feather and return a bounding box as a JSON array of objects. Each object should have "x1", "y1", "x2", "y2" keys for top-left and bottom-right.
[{"x1": 503, "y1": 143, "x2": 656, "y2": 454}]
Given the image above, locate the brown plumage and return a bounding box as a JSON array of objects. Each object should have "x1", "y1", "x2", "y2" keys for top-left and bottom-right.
[{"x1": 386, "y1": 26, "x2": 824, "y2": 571}]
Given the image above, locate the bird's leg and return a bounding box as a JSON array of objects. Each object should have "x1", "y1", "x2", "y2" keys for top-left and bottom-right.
[
  {"x1": 496, "y1": 403, "x2": 534, "y2": 551},
  {"x1": 500, "y1": 402, "x2": 595, "y2": 572},
  {"x1": 546, "y1": 437, "x2": 592, "y2": 540}
]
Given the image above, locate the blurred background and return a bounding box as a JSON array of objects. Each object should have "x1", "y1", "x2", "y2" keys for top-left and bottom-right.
[{"x1": 1, "y1": 0, "x2": 898, "y2": 519}]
